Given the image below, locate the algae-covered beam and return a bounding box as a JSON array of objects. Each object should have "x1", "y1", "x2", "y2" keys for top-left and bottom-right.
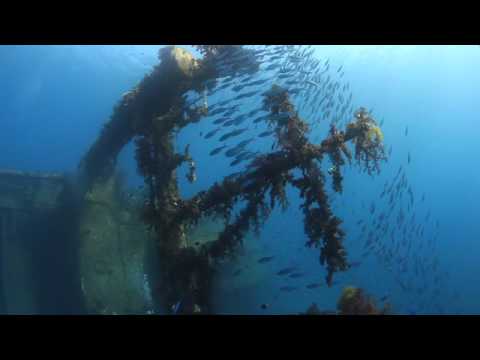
[
  {"x1": 77, "y1": 46, "x2": 219, "y2": 314},
  {"x1": 176, "y1": 106, "x2": 385, "y2": 225},
  {"x1": 79, "y1": 45, "x2": 264, "y2": 314},
  {"x1": 78, "y1": 46, "x2": 212, "y2": 189},
  {"x1": 172, "y1": 88, "x2": 386, "y2": 286}
]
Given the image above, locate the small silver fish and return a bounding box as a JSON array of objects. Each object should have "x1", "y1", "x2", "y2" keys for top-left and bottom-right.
[
  {"x1": 349, "y1": 261, "x2": 362, "y2": 268},
  {"x1": 232, "y1": 269, "x2": 243, "y2": 277},
  {"x1": 222, "y1": 119, "x2": 236, "y2": 127},
  {"x1": 172, "y1": 299, "x2": 183, "y2": 314},
  {"x1": 259, "y1": 130, "x2": 275, "y2": 138},
  {"x1": 225, "y1": 146, "x2": 246, "y2": 158},
  {"x1": 305, "y1": 80, "x2": 319, "y2": 87},
  {"x1": 209, "y1": 144, "x2": 227, "y2": 156},
  {"x1": 229, "y1": 157, "x2": 246, "y2": 167},
  {"x1": 204, "y1": 128, "x2": 221, "y2": 139},
  {"x1": 219, "y1": 128, "x2": 248, "y2": 142},
  {"x1": 289, "y1": 273, "x2": 305, "y2": 279},
  {"x1": 234, "y1": 90, "x2": 260, "y2": 101},
  {"x1": 258, "y1": 256, "x2": 275, "y2": 264},
  {"x1": 279, "y1": 286, "x2": 298, "y2": 292},
  {"x1": 276, "y1": 267, "x2": 297, "y2": 276}
]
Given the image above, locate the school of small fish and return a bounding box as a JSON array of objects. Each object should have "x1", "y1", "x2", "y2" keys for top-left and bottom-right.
[
  {"x1": 349, "y1": 141, "x2": 456, "y2": 314},
  {"x1": 180, "y1": 45, "x2": 356, "y2": 172},
  {"x1": 179, "y1": 45, "x2": 459, "y2": 314}
]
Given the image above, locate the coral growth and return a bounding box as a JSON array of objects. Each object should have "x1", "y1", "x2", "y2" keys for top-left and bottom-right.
[
  {"x1": 337, "y1": 286, "x2": 390, "y2": 315},
  {"x1": 304, "y1": 303, "x2": 322, "y2": 314},
  {"x1": 302, "y1": 303, "x2": 337, "y2": 315},
  {"x1": 367, "y1": 124, "x2": 384, "y2": 144},
  {"x1": 344, "y1": 107, "x2": 387, "y2": 175}
]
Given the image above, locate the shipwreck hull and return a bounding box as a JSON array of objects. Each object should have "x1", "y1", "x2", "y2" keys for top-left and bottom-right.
[
  {"x1": 0, "y1": 169, "x2": 156, "y2": 314},
  {"x1": 0, "y1": 169, "x2": 68, "y2": 314},
  {"x1": 79, "y1": 174, "x2": 156, "y2": 314}
]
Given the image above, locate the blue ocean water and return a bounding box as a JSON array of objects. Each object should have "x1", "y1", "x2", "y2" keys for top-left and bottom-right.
[{"x1": 0, "y1": 45, "x2": 478, "y2": 314}]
